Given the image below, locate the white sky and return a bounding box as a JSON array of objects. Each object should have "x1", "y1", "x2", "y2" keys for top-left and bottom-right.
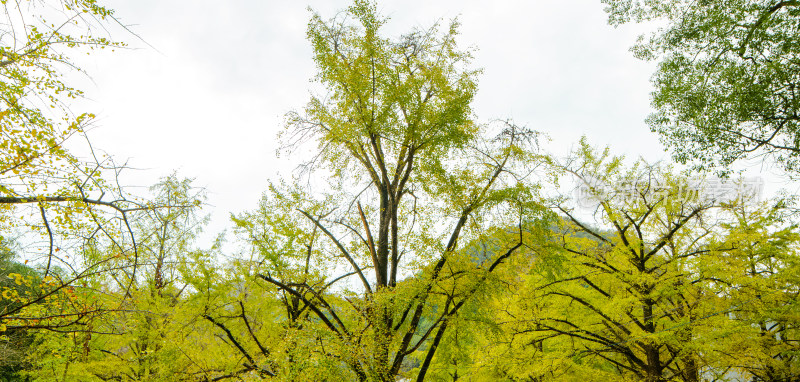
[{"x1": 70, "y1": 1, "x2": 689, "y2": 242}]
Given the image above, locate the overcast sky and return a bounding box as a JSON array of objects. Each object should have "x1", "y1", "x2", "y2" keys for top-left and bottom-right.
[{"x1": 72, "y1": 0, "x2": 686, "y2": 241}]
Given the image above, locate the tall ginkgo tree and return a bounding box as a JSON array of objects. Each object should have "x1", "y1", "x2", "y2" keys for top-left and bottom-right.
[{"x1": 213, "y1": 1, "x2": 550, "y2": 381}]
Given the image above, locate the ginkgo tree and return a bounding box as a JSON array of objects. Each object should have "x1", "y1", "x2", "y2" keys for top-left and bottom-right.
[
  {"x1": 476, "y1": 141, "x2": 800, "y2": 382},
  {"x1": 707, "y1": 202, "x2": 800, "y2": 382},
  {"x1": 15, "y1": 175, "x2": 209, "y2": 382},
  {"x1": 0, "y1": 0, "x2": 188, "y2": 346},
  {"x1": 203, "y1": 1, "x2": 550, "y2": 381}
]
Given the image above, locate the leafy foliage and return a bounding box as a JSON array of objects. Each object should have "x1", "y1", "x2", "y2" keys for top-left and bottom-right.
[
  {"x1": 603, "y1": 0, "x2": 800, "y2": 173},
  {"x1": 0, "y1": 0, "x2": 147, "y2": 336},
  {"x1": 476, "y1": 142, "x2": 800, "y2": 382},
  {"x1": 3, "y1": 1, "x2": 800, "y2": 382},
  {"x1": 217, "y1": 1, "x2": 550, "y2": 381}
]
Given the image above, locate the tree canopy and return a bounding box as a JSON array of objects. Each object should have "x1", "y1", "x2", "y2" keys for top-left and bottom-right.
[
  {"x1": 603, "y1": 0, "x2": 800, "y2": 173},
  {"x1": 0, "y1": 0, "x2": 201, "y2": 354},
  {"x1": 2, "y1": 1, "x2": 800, "y2": 381},
  {"x1": 224, "y1": 1, "x2": 548, "y2": 380}
]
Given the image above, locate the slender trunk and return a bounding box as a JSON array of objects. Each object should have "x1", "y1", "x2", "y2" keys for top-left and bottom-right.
[
  {"x1": 416, "y1": 319, "x2": 449, "y2": 382},
  {"x1": 373, "y1": 304, "x2": 392, "y2": 382},
  {"x1": 643, "y1": 344, "x2": 663, "y2": 382},
  {"x1": 642, "y1": 299, "x2": 663, "y2": 382},
  {"x1": 681, "y1": 356, "x2": 699, "y2": 382},
  {"x1": 390, "y1": 210, "x2": 398, "y2": 287},
  {"x1": 376, "y1": 186, "x2": 390, "y2": 287}
]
